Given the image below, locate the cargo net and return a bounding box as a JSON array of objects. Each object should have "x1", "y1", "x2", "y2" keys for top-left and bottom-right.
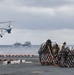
[
  {"x1": 38, "y1": 53, "x2": 58, "y2": 65},
  {"x1": 38, "y1": 42, "x2": 74, "y2": 67},
  {"x1": 58, "y1": 50, "x2": 74, "y2": 68},
  {"x1": 38, "y1": 41, "x2": 58, "y2": 66}
]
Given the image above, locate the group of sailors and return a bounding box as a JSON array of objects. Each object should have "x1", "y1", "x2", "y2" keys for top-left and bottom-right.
[{"x1": 38, "y1": 39, "x2": 73, "y2": 65}]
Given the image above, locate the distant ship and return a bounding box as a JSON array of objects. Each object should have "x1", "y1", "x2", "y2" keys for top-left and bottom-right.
[
  {"x1": 22, "y1": 41, "x2": 31, "y2": 47},
  {"x1": 13, "y1": 41, "x2": 31, "y2": 47},
  {"x1": 13, "y1": 42, "x2": 22, "y2": 46}
]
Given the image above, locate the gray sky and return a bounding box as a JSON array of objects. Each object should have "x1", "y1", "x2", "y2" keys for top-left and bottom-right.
[{"x1": 0, "y1": 0, "x2": 74, "y2": 45}]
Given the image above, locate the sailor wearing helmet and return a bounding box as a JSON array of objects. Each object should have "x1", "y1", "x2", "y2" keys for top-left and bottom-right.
[{"x1": 61, "y1": 42, "x2": 66, "y2": 51}]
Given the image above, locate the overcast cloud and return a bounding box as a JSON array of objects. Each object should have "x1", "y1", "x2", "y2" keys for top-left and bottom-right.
[
  {"x1": 0, "y1": 0, "x2": 74, "y2": 29},
  {"x1": 0, "y1": 0, "x2": 74, "y2": 45}
]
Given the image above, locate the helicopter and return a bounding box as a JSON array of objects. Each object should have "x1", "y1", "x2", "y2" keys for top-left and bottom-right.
[{"x1": 0, "y1": 21, "x2": 14, "y2": 38}]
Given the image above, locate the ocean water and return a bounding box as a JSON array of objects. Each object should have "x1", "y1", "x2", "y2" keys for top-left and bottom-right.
[
  {"x1": 0, "y1": 45, "x2": 40, "y2": 55},
  {"x1": 0, "y1": 45, "x2": 74, "y2": 56}
]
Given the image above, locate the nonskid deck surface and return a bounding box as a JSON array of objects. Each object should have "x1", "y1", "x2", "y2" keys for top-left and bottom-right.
[{"x1": 0, "y1": 57, "x2": 74, "y2": 75}]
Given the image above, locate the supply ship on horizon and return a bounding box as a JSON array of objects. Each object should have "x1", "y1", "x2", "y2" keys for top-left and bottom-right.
[{"x1": 13, "y1": 41, "x2": 31, "y2": 47}]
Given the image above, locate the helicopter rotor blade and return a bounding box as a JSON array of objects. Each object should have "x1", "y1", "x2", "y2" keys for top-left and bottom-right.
[{"x1": 0, "y1": 21, "x2": 16, "y2": 24}]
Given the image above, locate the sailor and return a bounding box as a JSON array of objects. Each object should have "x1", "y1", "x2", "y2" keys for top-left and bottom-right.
[
  {"x1": 45, "y1": 39, "x2": 52, "y2": 52},
  {"x1": 71, "y1": 47, "x2": 74, "y2": 51},
  {"x1": 60, "y1": 42, "x2": 69, "y2": 64},
  {"x1": 61, "y1": 42, "x2": 66, "y2": 51},
  {"x1": 58, "y1": 42, "x2": 66, "y2": 63},
  {"x1": 52, "y1": 42, "x2": 59, "y2": 57}
]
